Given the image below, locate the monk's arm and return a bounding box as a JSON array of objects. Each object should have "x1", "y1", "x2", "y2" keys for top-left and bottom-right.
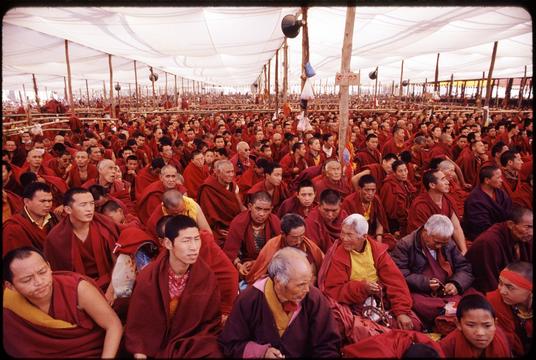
[
  {"x1": 445, "y1": 157, "x2": 468, "y2": 187},
  {"x1": 77, "y1": 280, "x2": 122, "y2": 359},
  {"x1": 450, "y1": 213, "x2": 467, "y2": 255},
  {"x1": 376, "y1": 253, "x2": 413, "y2": 316},
  {"x1": 389, "y1": 242, "x2": 430, "y2": 293},
  {"x1": 195, "y1": 203, "x2": 213, "y2": 233},
  {"x1": 350, "y1": 169, "x2": 370, "y2": 190},
  {"x1": 323, "y1": 256, "x2": 369, "y2": 305}
]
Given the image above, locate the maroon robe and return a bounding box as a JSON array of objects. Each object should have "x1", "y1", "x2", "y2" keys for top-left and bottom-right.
[
  {"x1": 134, "y1": 166, "x2": 159, "y2": 201},
  {"x1": 137, "y1": 181, "x2": 172, "y2": 224},
  {"x1": 246, "y1": 180, "x2": 290, "y2": 212},
  {"x1": 280, "y1": 153, "x2": 308, "y2": 182},
  {"x1": 455, "y1": 152, "x2": 482, "y2": 187},
  {"x1": 381, "y1": 138, "x2": 408, "y2": 156},
  {"x1": 511, "y1": 181, "x2": 532, "y2": 210},
  {"x1": 67, "y1": 164, "x2": 98, "y2": 188},
  {"x1": 3, "y1": 272, "x2": 106, "y2": 358},
  {"x1": 407, "y1": 192, "x2": 457, "y2": 233},
  {"x1": 3, "y1": 212, "x2": 59, "y2": 256},
  {"x1": 236, "y1": 167, "x2": 264, "y2": 195},
  {"x1": 429, "y1": 142, "x2": 453, "y2": 159},
  {"x1": 82, "y1": 178, "x2": 135, "y2": 214},
  {"x1": 305, "y1": 206, "x2": 348, "y2": 253},
  {"x1": 276, "y1": 195, "x2": 316, "y2": 219},
  {"x1": 124, "y1": 252, "x2": 222, "y2": 357},
  {"x1": 182, "y1": 162, "x2": 209, "y2": 200},
  {"x1": 379, "y1": 174, "x2": 417, "y2": 236},
  {"x1": 439, "y1": 326, "x2": 511, "y2": 358},
  {"x1": 355, "y1": 148, "x2": 381, "y2": 166},
  {"x1": 3, "y1": 190, "x2": 23, "y2": 222},
  {"x1": 341, "y1": 191, "x2": 389, "y2": 235},
  {"x1": 362, "y1": 163, "x2": 387, "y2": 191},
  {"x1": 312, "y1": 175, "x2": 353, "y2": 201}
]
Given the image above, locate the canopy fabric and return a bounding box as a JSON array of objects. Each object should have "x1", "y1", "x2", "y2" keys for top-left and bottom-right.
[{"x1": 2, "y1": 6, "x2": 532, "y2": 95}]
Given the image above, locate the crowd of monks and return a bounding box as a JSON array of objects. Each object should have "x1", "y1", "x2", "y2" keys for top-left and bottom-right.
[{"x1": 2, "y1": 94, "x2": 533, "y2": 358}]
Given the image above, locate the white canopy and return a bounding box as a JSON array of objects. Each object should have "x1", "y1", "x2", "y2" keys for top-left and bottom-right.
[{"x1": 2, "y1": 6, "x2": 532, "y2": 96}]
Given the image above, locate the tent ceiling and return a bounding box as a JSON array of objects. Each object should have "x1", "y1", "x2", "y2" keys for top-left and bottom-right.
[{"x1": 2, "y1": 6, "x2": 532, "y2": 93}]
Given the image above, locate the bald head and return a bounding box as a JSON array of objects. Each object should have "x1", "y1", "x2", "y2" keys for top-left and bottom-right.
[
  {"x1": 97, "y1": 159, "x2": 115, "y2": 172},
  {"x1": 267, "y1": 247, "x2": 312, "y2": 286},
  {"x1": 162, "y1": 189, "x2": 184, "y2": 209}
]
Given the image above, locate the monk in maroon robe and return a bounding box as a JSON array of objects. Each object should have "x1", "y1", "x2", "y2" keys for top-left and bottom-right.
[
  {"x1": 305, "y1": 189, "x2": 348, "y2": 253},
  {"x1": 277, "y1": 179, "x2": 317, "y2": 219},
  {"x1": 124, "y1": 216, "x2": 223, "y2": 358},
  {"x1": 352, "y1": 153, "x2": 397, "y2": 192},
  {"x1": 246, "y1": 161, "x2": 290, "y2": 212},
  {"x1": 312, "y1": 159, "x2": 354, "y2": 201},
  {"x1": 67, "y1": 151, "x2": 98, "y2": 188},
  {"x1": 182, "y1": 150, "x2": 209, "y2": 200},
  {"x1": 354, "y1": 134, "x2": 381, "y2": 166},
  {"x1": 512, "y1": 173, "x2": 532, "y2": 210},
  {"x1": 280, "y1": 142, "x2": 309, "y2": 182},
  {"x1": 2, "y1": 189, "x2": 23, "y2": 223},
  {"x1": 455, "y1": 140, "x2": 486, "y2": 187},
  {"x1": 134, "y1": 158, "x2": 165, "y2": 201},
  {"x1": 236, "y1": 158, "x2": 266, "y2": 196},
  {"x1": 3, "y1": 248, "x2": 122, "y2": 358}
]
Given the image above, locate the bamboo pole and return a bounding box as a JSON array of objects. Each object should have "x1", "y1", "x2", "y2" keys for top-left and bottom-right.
[
  {"x1": 434, "y1": 53, "x2": 440, "y2": 91},
  {"x1": 338, "y1": 7, "x2": 356, "y2": 163},
  {"x1": 484, "y1": 41, "x2": 498, "y2": 106},
  {"x1": 301, "y1": 6, "x2": 309, "y2": 91},
  {"x1": 283, "y1": 39, "x2": 288, "y2": 103},
  {"x1": 399, "y1": 60, "x2": 404, "y2": 97},
  {"x1": 32, "y1": 74, "x2": 40, "y2": 109},
  {"x1": 108, "y1": 54, "x2": 115, "y2": 118},
  {"x1": 64, "y1": 40, "x2": 75, "y2": 114}
]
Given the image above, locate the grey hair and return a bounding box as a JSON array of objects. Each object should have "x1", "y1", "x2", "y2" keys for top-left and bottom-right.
[
  {"x1": 97, "y1": 159, "x2": 115, "y2": 172},
  {"x1": 160, "y1": 164, "x2": 178, "y2": 175},
  {"x1": 341, "y1": 213, "x2": 369, "y2": 236},
  {"x1": 162, "y1": 189, "x2": 183, "y2": 208},
  {"x1": 213, "y1": 159, "x2": 233, "y2": 172},
  {"x1": 423, "y1": 214, "x2": 454, "y2": 238},
  {"x1": 267, "y1": 247, "x2": 310, "y2": 286},
  {"x1": 438, "y1": 160, "x2": 455, "y2": 172}
]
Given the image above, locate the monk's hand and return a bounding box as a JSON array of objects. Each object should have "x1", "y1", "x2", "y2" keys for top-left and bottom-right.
[
  {"x1": 396, "y1": 314, "x2": 414, "y2": 330},
  {"x1": 220, "y1": 229, "x2": 229, "y2": 237},
  {"x1": 444, "y1": 283, "x2": 458, "y2": 296},
  {"x1": 65, "y1": 163, "x2": 73, "y2": 173},
  {"x1": 429, "y1": 278, "x2": 441, "y2": 292},
  {"x1": 53, "y1": 205, "x2": 65, "y2": 216},
  {"x1": 104, "y1": 284, "x2": 116, "y2": 306},
  {"x1": 462, "y1": 183, "x2": 472, "y2": 190},
  {"x1": 265, "y1": 347, "x2": 285, "y2": 358},
  {"x1": 133, "y1": 353, "x2": 147, "y2": 359},
  {"x1": 221, "y1": 313, "x2": 229, "y2": 325},
  {"x1": 366, "y1": 281, "x2": 381, "y2": 295},
  {"x1": 238, "y1": 260, "x2": 254, "y2": 276}
]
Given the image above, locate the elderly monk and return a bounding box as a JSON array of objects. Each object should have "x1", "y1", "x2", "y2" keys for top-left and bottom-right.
[
  {"x1": 219, "y1": 247, "x2": 341, "y2": 358},
  {"x1": 16, "y1": 148, "x2": 57, "y2": 178},
  {"x1": 146, "y1": 189, "x2": 211, "y2": 238},
  {"x1": 124, "y1": 215, "x2": 223, "y2": 358},
  {"x1": 486, "y1": 262, "x2": 533, "y2": 357},
  {"x1": 198, "y1": 160, "x2": 244, "y2": 247},
  {"x1": 247, "y1": 213, "x2": 324, "y2": 285},
  {"x1": 351, "y1": 153, "x2": 398, "y2": 192},
  {"x1": 45, "y1": 188, "x2": 120, "y2": 304},
  {"x1": 380, "y1": 159, "x2": 417, "y2": 237},
  {"x1": 342, "y1": 174, "x2": 390, "y2": 245},
  {"x1": 3, "y1": 182, "x2": 60, "y2": 256},
  {"x1": 391, "y1": 214, "x2": 475, "y2": 330},
  {"x1": 134, "y1": 158, "x2": 165, "y2": 201},
  {"x1": 66, "y1": 151, "x2": 98, "y2": 188},
  {"x1": 247, "y1": 161, "x2": 290, "y2": 212},
  {"x1": 182, "y1": 150, "x2": 209, "y2": 200},
  {"x1": 230, "y1": 141, "x2": 253, "y2": 177},
  {"x1": 82, "y1": 159, "x2": 134, "y2": 214},
  {"x1": 154, "y1": 215, "x2": 238, "y2": 318},
  {"x1": 136, "y1": 165, "x2": 186, "y2": 224},
  {"x1": 466, "y1": 206, "x2": 533, "y2": 293},
  {"x1": 312, "y1": 159, "x2": 354, "y2": 201},
  {"x1": 305, "y1": 189, "x2": 348, "y2": 253},
  {"x1": 408, "y1": 169, "x2": 467, "y2": 254},
  {"x1": 277, "y1": 179, "x2": 317, "y2": 219},
  {"x1": 3, "y1": 247, "x2": 122, "y2": 358},
  {"x1": 224, "y1": 191, "x2": 281, "y2": 279},
  {"x1": 437, "y1": 159, "x2": 468, "y2": 218},
  {"x1": 318, "y1": 214, "x2": 422, "y2": 344},
  {"x1": 462, "y1": 165, "x2": 512, "y2": 241}
]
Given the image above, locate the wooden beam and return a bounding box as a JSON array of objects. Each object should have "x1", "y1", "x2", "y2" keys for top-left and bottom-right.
[
  {"x1": 434, "y1": 53, "x2": 440, "y2": 91},
  {"x1": 484, "y1": 41, "x2": 498, "y2": 106},
  {"x1": 64, "y1": 40, "x2": 74, "y2": 114},
  {"x1": 108, "y1": 54, "x2": 115, "y2": 118},
  {"x1": 134, "y1": 60, "x2": 139, "y2": 110},
  {"x1": 301, "y1": 7, "x2": 309, "y2": 90},
  {"x1": 32, "y1": 74, "x2": 40, "y2": 109},
  {"x1": 518, "y1": 65, "x2": 527, "y2": 108},
  {"x1": 399, "y1": 60, "x2": 404, "y2": 97},
  {"x1": 283, "y1": 39, "x2": 288, "y2": 103},
  {"x1": 85, "y1": 79, "x2": 90, "y2": 109}
]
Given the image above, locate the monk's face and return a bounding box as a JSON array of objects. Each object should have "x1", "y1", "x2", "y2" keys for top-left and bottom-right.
[
  {"x1": 366, "y1": 137, "x2": 379, "y2": 151},
  {"x1": 318, "y1": 202, "x2": 341, "y2": 223},
  {"x1": 507, "y1": 213, "x2": 533, "y2": 243},
  {"x1": 274, "y1": 260, "x2": 312, "y2": 304},
  {"x1": 340, "y1": 224, "x2": 366, "y2": 252},
  {"x1": 266, "y1": 168, "x2": 283, "y2": 187},
  {"x1": 498, "y1": 274, "x2": 532, "y2": 306},
  {"x1": 5, "y1": 140, "x2": 17, "y2": 152},
  {"x1": 297, "y1": 186, "x2": 315, "y2": 208},
  {"x1": 5, "y1": 252, "x2": 53, "y2": 304},
  {"x1": 430, "y1": 170, "x2": 450, "y2": 194},
  {"x1": 216, "y1": 163, "x2": 235, "y2": 185},
  {"x1": 204, "y1": 151, "x2": 215, "y2": 166},
  {"x1": 165, "y1": 227, "x2": 201, "y2": 267},
  {"x1": 65, "y1": 192, "x2": 95, "y2": 223},
  {"x1": 191, "y1": 153, "x2": 205, "y2": 168},
  {"x1": 24, "y1": 190, "x2": 53, "y2": 218},
  {"x1": 99, "y1": 162, "x2": 116, "y2": 185},
  {"x1": 103, "y1": 208, "x2": 125, "y2": 224},
  {"x1": 485, "y1": 169, "x2": 503, "y2": 189},
  {"x1": 457, "y1": 309, "x2": 497, "y2": 350},
  {"x1": 394, "y1": 163, "x2": 408, "y2": 182},
  {"x1": 507, "y1": 153, "x2": 524, "y2": 172},
  {"x1": 27, "y1": 151, "x2": 43, "y2": 168},
  {"x1": 160, "y1": 167, "x2": 178, "y2": 190},
  {"x1": 359, "y1": 182, "x2": 377, "y2": 203},
  {"x1": 249, "y1": 199, "x2": 273, "y2": 225},
  {"x1": 422, "y1": 230, "x2": 450, "y2": 251},
  {"x1": 284, "y1": 226, "x2": 306, "y2": 248},
  {"x1": 310, "y1": 138, "x2": 321, "y2": 152},
  {"x1": 324, "y1": 161, "x2": 342, "y2": 182},
  {"x1": 382, "y1": 159, "x2": 395, "y2": 174}
]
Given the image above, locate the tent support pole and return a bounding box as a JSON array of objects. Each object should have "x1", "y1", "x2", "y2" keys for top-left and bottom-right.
[
  {"x1": 275, "y1": 47, "x2": 279, "y2": 114},
  {"x1": 283, "y1": 39, "x2": 288, "y2": 104},
  {"x1": 301, "y1": 6, "x2": 309, "y2": 91},
  {"x1": 64, "y1": 40, "x2": 75, "y2": 114},
  {"x1": 108, "y1": 54, "x2": 115, "y2": 118},
  {"x1": 32, "y1": 74, "x2": 40, "y2": 110},
  {"x1": 434, "y1": 53, "x2": 440, "y2": 92},
  {"x1": 399, "y1": 60, "x2": 404, "y2": 97},
  {"x1": 518, "y1": 65, "x2": 527, "y2": 108},
  {"x1": 484, "y1": 41, "x2": 498, "y2": 107}
]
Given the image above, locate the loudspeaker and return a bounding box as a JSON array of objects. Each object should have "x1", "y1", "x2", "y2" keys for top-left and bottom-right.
[
  {"x1": 281, "y1": 14, "x2": 303, "y2": 38},
  {"x1": 369, "y1": 68, "x2": 378, "y2": 80},
  {"x1": 402, "y1": 80, "x2": 409, "y2": 87},
  {"x1": 149, "y1": 67, "x2": 159, "y2": 82}
]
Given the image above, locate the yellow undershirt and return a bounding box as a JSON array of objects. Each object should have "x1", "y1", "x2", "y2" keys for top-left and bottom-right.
[{"x1": 349, "y1": 239, "x2": 378, "y2": 282}]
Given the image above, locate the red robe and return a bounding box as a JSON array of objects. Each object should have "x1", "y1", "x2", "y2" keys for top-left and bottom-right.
[
  {"x1": 236, "y1": 167, "x2": 264, "y2": 195},
  {"x1": 3, "y1": 190, "x2": 23, "y2": 222},
  {"x1": 182, "y1": 162, "x2": 209, "y2": 200},
  {"x1": 82, "y1": 178, "x2": 135, "y2": 214},
  {"x1": 448, "y1": 177, "x2": 469, "y2": 218},
  {"x1": 276, "y1": 195, "x2": 316, "y2": 219},
  {"x1": 407, "y1": 192, "x2": 457, "y2": 233},
  {"x1": 136, "y1": 181, "x2": 186, "y2": 224},
  {"x1": 45, "y1": 213, "x2": 120, "y2": 290},
  {"x1": 379, "y1": 174, "x2": 417, "y2": 236},
  {"x1": 355, "y1": 148, "x2": 381, "y2": 166},
  {"x1": 197, "y1": 175, "x2": 242, "y2": 247},
  {"x1": 246, "y1": 180, "x2": 290, "y2": 212},
  {"x1": 312, "y1": 175, "x2": 353, "y2": 201},
  {"x1": 362, "y1": 164, "x2": 387, "y2": 191},
  {"x1": 439, "y1": 326, "x2": 511, "y2": 358},
  {"x1": 341, "y1": 191, "x2": 389, "y2": 235},
  {"x1": 381, "y1": 138, "x2": 408, "y2": 156},
  {"x1": 134, "y1": 166, "x2": 159, "y2": 201},
  {"x1": 429, "y1": 142, "x2": 453, "y2": 160},
  {"x1": 223, "y1": 210, "x2": 281, "y2": 262},
  {"x1": 3, "y1": 272, "x2": 106, "y2": 357},
  {"x1": 487, "y1": 289, "x2": 532, "y2": 356},
  {"x1": 67, "y1": 164, "x2": 99, "y2": 188},
  {"x1": 280, "y1": 153, "x2": 308, "y2": 182},
  {"x1": 511, "y1": 181, "x2": 532, "y2": 210},
  {"x1": 3, "y1": 212, "x2": 59, "y2": 256},
  {"x1": 305, "y1": 206, "x2": 348, "y2": 253},
  {"x1": 455, "y1": 152, "x2": 482, "y2": 187},
  {"x1": 124, "y1": 252, "x2": 223, "y2": 357}
]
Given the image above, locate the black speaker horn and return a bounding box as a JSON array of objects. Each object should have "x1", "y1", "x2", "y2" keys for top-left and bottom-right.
[
  {"x1": 281, "y1": 14, "x2": 304, "y2": 38},
  {"x1": 369, "y1": 67, "x2": 378, "y2": 80},
  {"x1": 402, "y1": 80, "x2": 409, "y2": 87}
]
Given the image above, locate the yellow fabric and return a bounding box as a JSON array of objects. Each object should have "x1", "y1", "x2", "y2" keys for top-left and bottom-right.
[
  {"x1": 3, "y1": 288, "x2": 76, "y2": 329},
  {"x1": 24, "y1": 206, "x2": 52, "y2": 230},
  {"x1": 162, "y1": 196, "x2": 198, "y2": 221},
  {"x1": 349, "y1": 239, "x2": 378, "y2": 282},
  {"x1": 264, "y1": 278, "x2": 292, "y2": 337},
  {"x1": 3, "y1": 199, "x2": 12, "y2": 223},
  {"x1": 169, "y1": 297, "x2": 179, "y2": 320}
]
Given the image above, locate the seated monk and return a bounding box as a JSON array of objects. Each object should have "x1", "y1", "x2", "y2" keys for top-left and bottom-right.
[
  {"x1": 146, "y1": 189, "x2": 211, "y2": 238},
  {"x1": 15, "y1": 149, "x2": 58, "y2": 179},
  {"x1": 342, "y1": 330, "x2": 444, "y2": 358},
  {"x1": 318, "y1": 214, "x2": 422, "y2": 344},
  {"x1": 224, "y1": 191, "x2": 281, "y2": 280},
  {"x1": 351, "y1": 152, "x2": 397, "y2": 194},
  {"x1": 462, "y1": 165, "x2": 512, "y2": 241},
  {"x1": 354, "y1": 133, "x2": 381, "y2": 167},
  {"x1": 124, "y1": 215, "x2": 223, "y2": 358},
  {"x1": 391, "y1": 214, "x2": 477, "y2": 331},
  {"x1": 280, "y1": 141, "x2": 309, "y2": 183},
  {"x1": 305, "y1": 189, "x2": 348, "y2": 253},
  {"x1": 182, "y1": 150, "x2": 209, "y2": 200},
  {"x1": 230, "y1": 141, "x2": 253, "y2": 177},
  {"x1": 197, "y1": 160, "x2": 244, "y2": 247},
  {"x1": 82, "y1": 159, "x2": 135, "y2": 215},
  {"x1": 342, "y1": 175, "x2": 392, "y2": 247},
  {"x1": 45, "y1": 188, "x2": 120, "y2": 304},
  {"x1": 134, "y1": 158, "x2": 165, "y2": 201},
  {"x1": 66, "y1": 151, "x2": 98, "y2": 188},
  {"x1": 101, "y1": 199, "x2": 143, "y2": 231},
  {"x1": 277, "y1": 179, "x2": 317, "y2": 219},
  {"x1": 136, "y1": 164, "x2": 187, "y2": 224},
  {"x1": 455, "y1": 139, "x2": 486, "y2": 187},
  {"x1": 486, "y1": 262, "x2": 533, "y2": 357},
  {"x1": 2, "y1": 188, "x2": 23, "y2": 223},
  {"x1": 20, "y1": 170, "x2": 67, "y2": 214},
  {"x1": 512, "y1": 172, "x2": 532, "y2": 210},
  {"x1": 499, "y1": 149, "x2": 523, "y2": 197},
  {"x1": 246, "y1": 161, "x2": 290, "y2": 212},
  {"x1": 246, "y1": 213, "x2": 324, "y2": 285},
  {"x1": 408, "y1": 169, "x2": 467, "y2": 254},
  {"x1": 3, "y1": 182, "x2": 60, "y2": 256},
  {"x1": 218, "y1": 247, "x2": 341, "y2": 358},
  {"x1": 437, "y1": 159, "x2": 468, "y2": 218},
  {"x1": 236, "y1": 158, "x2": 267, "y2": 196},
  {"x1": 312, "y1": 159, "x2": 354, "y2": 201},
  {"x1": 439, "y1": 294, "x2": 511, "y2": 358},
  {"x1": 3, "y1": 247, "x2": 122, "y2": 358},
  {"x1": 465, "y1": 206, "x2": 533, "y2": 293},
  {"x1": 379, "y1": 160, "x2": 417, "y2": 237},
  {"x1": 3, "y1": 159, "x2": 24, "y2": 196}
]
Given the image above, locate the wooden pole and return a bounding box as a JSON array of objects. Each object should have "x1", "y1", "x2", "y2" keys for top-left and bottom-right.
[
  {"x1": 448, "y1": 73, "x2": 454, "y2": 101},
  {"x1": 32, "y1": 74, "x2": 40, "y2": 108},
  {"x1": 283, "y1": 39, "x2": 288, "y2": 103},
  {"x1": 357, "y1": 69, "x2": 361, "y2": 97},
  {"x1": 301, "y1": 7, "x2": 309, "y2": 91},
  {"x1": 338, "y1": 7, "x2": 356, "y2": 164},
  {"x1": 128, "y1": 83, "x2": 131, "y2": 111},
  {"x1": 267, "y1": 58, "x2": 271, "y2": 104},
  {"x1": 434, "y1": 53, "x2": 440, "y2": 92},
  {"x1": 19, "y1": 90, "x2": 24, "y2": 107},
  {"x1": 275, "y1": 48, "x2": 279, "y2": 113},
  {"x1": 484, "y1": 41, "x2": 498, "y2": 106},
  {"x1": 399, "y1": 60, "x2": 404, "y2": 97},
  {"x1": 174, "y1": 74, "x2": 178, "y2": 107},
  {"x1": 518, "y1": 65, "x2": 527, "y2": 108},
  {"x1": 150, "y1": 67, "x2": 156, "y2": 108},
  {"x1": 103, "y1": 80, "x2": 107, "y2": 102},
  {"x1": 165, "y1": 72, "x2": 168, "y2": 101},
  {"x1": 64, "y1": 40, "x2": 74, "y2": 114},
  {"x1": 134, "y1": 60, "x2": 139, "y2": 110},
  {"x1": 263, "y1": 65, "x2": 267, "y2": 98},
  {"x1": 44, "y1": 86, "x2": 48, "y2": 100},
  {"x1": 181, "y1": 77, "x2": 184, "y2": 94},
  {"x1": 108, "y1": 54, "x2": 115, "y2": 118},
  {"x1": 373, "y1": 68, "x2": 379, "y2": 108},
  {"x1": 85, "y1": 79, "x2": 90, "y2": 108},
  {"x1": 63, "y1": 77, "x2": 67, "y2": 102}
]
